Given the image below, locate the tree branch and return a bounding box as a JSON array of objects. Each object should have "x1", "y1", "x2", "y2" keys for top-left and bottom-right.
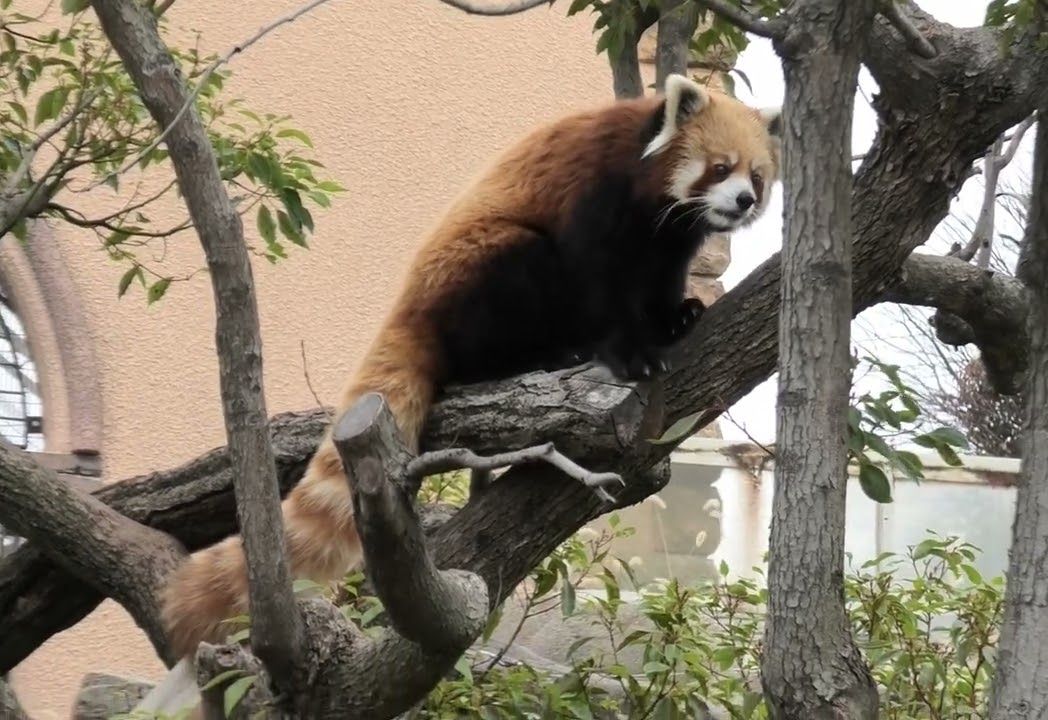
[
  {"x1": 90, "y1": 0, "x2": 305, "y2": 688},
  {"x1": 694, "y1": 0, "x2": 786, "y2": 40},
  {"x1": 0, "y1": 441, "x2": 184, "y2": 665},
  {"x1": 882, "y1": 253, "x2": 1029, "y2": 394},
  {"x1": 879, "y1": 0, "x2": 936, "y2": 58},
  {"x1": 434, "y1": 0, "x2": 551, "y2": 16},
  {"x1": 655, "y1": 2, "x2": 700, "y2": 91},
  {"x1": 407, "y1": 441, "x2": 624, "y2": 501},
  {"x1": 332, "y1": 393, "x2": 489, "y2": 652}
]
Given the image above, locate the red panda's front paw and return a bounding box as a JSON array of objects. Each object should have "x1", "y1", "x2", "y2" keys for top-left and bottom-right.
[
  {"x1": 598, "y1": 344, "x2": 668, "y2": 381},
  {"x1": 671, "y1": 298, "x2": 705, "y2": 338}
]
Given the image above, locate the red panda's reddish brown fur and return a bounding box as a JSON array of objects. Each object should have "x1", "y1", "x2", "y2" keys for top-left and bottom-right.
[{"x1": 159, "y1": 77, "x2": 781, "y2": 660}]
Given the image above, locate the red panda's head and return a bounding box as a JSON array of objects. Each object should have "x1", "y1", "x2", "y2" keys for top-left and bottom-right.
[{"x1": 642, "y1": 74, "x2": 782, "y2": 232}]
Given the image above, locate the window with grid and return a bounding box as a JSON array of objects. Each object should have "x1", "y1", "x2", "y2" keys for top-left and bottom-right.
[{"x1": 0, "y1": 285, "x2": 43, "y2": 558}]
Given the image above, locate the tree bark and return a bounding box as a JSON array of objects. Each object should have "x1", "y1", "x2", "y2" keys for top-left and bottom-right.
[
  {"x1": 89, "y1": 0, "x2": 305, "y2": 684},
  {"x1": 760, "y1": 1, "x2": 879, "y2": 718},
  {"x1": 988, "y1": 111, "x2": 1048, "y2": 720},
  {"x1": 881, "y1": 253, "x2": 1029, "y2": 393},
  {"x1": 655, "y1": 2, "x2": 699, "y2": 90},
  {"x1": 0, "y1": 441, "x2": 185, "y2": 665}
]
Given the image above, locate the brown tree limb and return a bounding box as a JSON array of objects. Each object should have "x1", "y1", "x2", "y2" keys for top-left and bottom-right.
[
  {"x1": 655, "y1": 2, "x2": 700, "y2": 91},
  {"x1": 0, "y1": 441, "x2": 184, "y2": 665},
  {"x1": 333, "y1": 393, "x2": 489, "y2": 653},
  {"x1": 435, "y1": 0, "x2": 551, "y2": 16},
  {"x1": 878, "y1": 0, "x2": 936, "y2": 58},
  {"x1": 988, "y1": 108, "x2": 1048, "y2": 719},
  {"x1": 694, "y1": 0, "x2": 786, "y2": 39},
  {"x1": 881, "y1": 253, "x2": 1029, "y2": 394},
  {"x1": 90, "y1": 0, "x2": 304, "y2": 686}
]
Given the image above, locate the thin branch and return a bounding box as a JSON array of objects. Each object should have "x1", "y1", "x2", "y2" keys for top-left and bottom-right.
[
  {"x1": 94, "y1": 0, "x2": 336, "y2": 187},
  {"x1": 299, "y1": 339, "x2": 330, "y2": 418},
  {"x1": 407, "y1": 442, "x2": 625, "y2": 502},
  {"x1": 999, "y1": 113, "x2": 1036, "y2": 168},
  {"x1": 879, "y1": 0, "x2": 936, "y2": 58},
  {"x1": 2, "y1": 90, "x2": 97, "y2": 195},
  {"x1": 694, "y1": 0, "x2": 785, "y2": 40},
  {"x1": 434, "y1": 0, "x2": 550, "y2": 16}
]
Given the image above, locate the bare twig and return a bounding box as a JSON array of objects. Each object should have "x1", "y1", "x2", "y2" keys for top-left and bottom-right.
[
  {"x1": 93, "y1": 0, "x2": 336, "y2": 187},
  {"x1": 407, "y1": 442, "x2": 625, "y2": 503},
  {"x1": 694, "y1": 0, "x2": 785, "y2": 40},
  {"x1": 1000, "y1": 113, "x2": 1036, "y2": 168},
  {"x1": 435, "y1": 0, "x2": 550, "y2": 16},
  {"x1": 299, "y1": 340, "x2": 330, "y2": 418},
  {"x1": 879, "y1": 0, "x2": 936, "y2": 58}
]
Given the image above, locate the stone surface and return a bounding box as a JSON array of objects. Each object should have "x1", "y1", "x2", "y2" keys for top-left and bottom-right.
[
  {"x1": 691, "y1": 233, "x2": 732, "y2": 277},
  {"x1": 73, "y1": 672, "x2": 154, "y2": 720}
]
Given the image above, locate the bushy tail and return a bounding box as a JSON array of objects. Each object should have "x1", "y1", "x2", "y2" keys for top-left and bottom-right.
[{"x1": 160, "y1": 320, "x2": 439, "y2": 659}]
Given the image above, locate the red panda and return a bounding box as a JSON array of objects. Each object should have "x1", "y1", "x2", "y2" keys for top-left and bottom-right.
[{"x1": 159, "y1": 74, "x2": 782, "y2": 659}]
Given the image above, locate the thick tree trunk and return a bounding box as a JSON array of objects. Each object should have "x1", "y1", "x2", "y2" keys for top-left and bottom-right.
[
  {"x1": 988, "y1": 112, "x2": 1048, "y2": 719},
  {"x1": 760, "y1": 1, "x2": 879, "y2": 718}
]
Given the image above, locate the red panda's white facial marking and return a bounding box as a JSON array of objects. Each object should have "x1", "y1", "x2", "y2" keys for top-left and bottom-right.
[{"x1": 648, "y1": 74, "x2": 782, "y2": 233}]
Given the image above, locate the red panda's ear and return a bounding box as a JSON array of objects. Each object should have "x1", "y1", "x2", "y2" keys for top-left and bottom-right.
[
  {"x1": 758, "y1": 107, "x2": 783, "y2": 138},
  {"x1": 642, "y1": 74, "x2": 710, "y2": 159}
]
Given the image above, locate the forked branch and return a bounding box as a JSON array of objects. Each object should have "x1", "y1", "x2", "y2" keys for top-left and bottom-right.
[{"x1": 332, "y1": 393, "x2": 489, "y2": 651}]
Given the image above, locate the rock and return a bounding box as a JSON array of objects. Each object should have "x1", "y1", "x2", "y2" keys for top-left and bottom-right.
[
  {"x1": 73, "y1": 672, "x2": 154, "y2": 720},
  {"x1": 1, "y1": 675, "x2": 30, "y2": 720}
]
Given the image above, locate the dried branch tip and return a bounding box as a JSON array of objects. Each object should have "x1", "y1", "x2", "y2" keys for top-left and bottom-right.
[{"x1": 408, "y1": 443, "x2": 625, "y2": 503}]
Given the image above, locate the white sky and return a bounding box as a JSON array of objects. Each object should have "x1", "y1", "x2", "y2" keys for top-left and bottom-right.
[{"x1": 715, "y1": 1, "x2": 1035, "y2": 444}]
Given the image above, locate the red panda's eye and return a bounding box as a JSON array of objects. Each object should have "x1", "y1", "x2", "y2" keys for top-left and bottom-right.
[
  {"x1": 751, "y1": 172, "x2": 763, "y2": 186},
  {"x1": 713, "y1": 164, "x2": 730, "y2": 179}
]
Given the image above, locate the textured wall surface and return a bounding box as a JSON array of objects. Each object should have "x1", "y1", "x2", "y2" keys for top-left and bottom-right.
[{"x1": 6, "y1": 1, "x2": 734, "y2": 715}]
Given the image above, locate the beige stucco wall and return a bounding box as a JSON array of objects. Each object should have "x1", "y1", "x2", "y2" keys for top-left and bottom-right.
[{"x1": 6, "y1": 2, "x2": 729, "y2": 716}]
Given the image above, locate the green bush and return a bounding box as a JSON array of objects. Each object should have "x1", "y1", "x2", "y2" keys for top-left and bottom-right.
[{"x1": 399, "y1": 475, "x2": 1003, "y2": 720}]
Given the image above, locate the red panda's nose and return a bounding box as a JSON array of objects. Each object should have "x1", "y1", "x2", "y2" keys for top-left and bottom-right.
[{"x1": 736, "y1": 192, "x2": 756, "y2": 211}]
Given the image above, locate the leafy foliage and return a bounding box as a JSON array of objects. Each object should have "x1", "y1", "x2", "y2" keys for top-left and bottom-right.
[
  {"x1": 399, "y1": 510, "x2": 1003, "y2": 720},
  {"x1": 984, "y1": 0, "x2": 1047, "y2": 48},
  {"x1": 847, "y1": 357, "x2": 970, "y2": 503},
  {"x1": 0, "y1": 0, "x2": 344, "y2": 301}
]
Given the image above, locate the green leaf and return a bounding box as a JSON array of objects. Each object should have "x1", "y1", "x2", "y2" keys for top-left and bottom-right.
[
  {"x1": 198, "y1": 668, "x2": 247, "y2": 692},
  {"x1": 276, "y1": 127, "x2": 314, "y2": 148},
  {"x1": 561, "y1": 577, "x2": 577, "y2": 617},
  {"x1": 34, "y1": 86, "x2": 69, "y2": 126},
  {"x1": 146, "y1": 278, "x2": 171, "y2": 305},
  {"x1": 858, "y1": 461, "x2": 892, "y2": 503},
  {"x1": 257, "y1": 205, "x2": 276, "y2": 246},
  {"x1": 453, "y1": 655, "x2": 473, "y2": 683},
  {"x1": 935, "y1": 443, "x2": 963, "y2": 467},
  {"x1": 652, "y1": 696, "x2": 675, "y2": 720},
  {"x1": 117, "y1": 267, "x2": 138, "y2": 298},
  {"x1": 642, "y1": 661, "x2": 670, "y2": 675},
  {"x1": 223, "y1": 675, "x2": 256, "y2": 716},
  {"x1": 278, "y1": 209, "x2": 307, "y2": 247},
  {"x1": 913, "y1": 538, "x2": 938, "y2": 561},
  {"x1": 60, "y1": 0, "x2": 90, "y2": 13},
  {"x1": 651, "y1": 410, "x2": 705, "y2": 445},
  {"x1": 292, "y1": 578, "x2": 324, "y2": 594},
  {"x1": 6, "y1": 102, "x2": 27, "y2": 125},
  {"x1": 316, "y1": 180, "x2": 346, "y2": 193},
  {"x1": 925, "y1": 426, "x2": 969, "y2": 449}
]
